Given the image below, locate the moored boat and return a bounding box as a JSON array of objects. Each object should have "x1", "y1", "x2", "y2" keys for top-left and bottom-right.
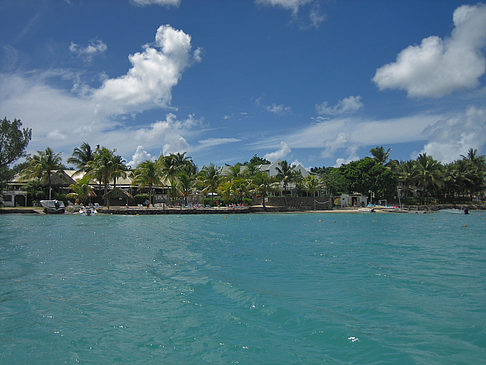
[{"x1": 40, "y1": 200, "x2": 65, "y2": 214}]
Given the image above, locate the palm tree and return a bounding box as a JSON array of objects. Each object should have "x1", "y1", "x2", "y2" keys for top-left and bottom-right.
[
  {"x1": 303, "y1": 175, "x2": 322, "y2": 197},
  {"x1": 86, "y1": 147, "x2": 116, "y2": 207},
  {"x1": 251, "y1": 172, "x2": 278, "y2": 208},
  {"x1": 197, "y1": 164, "x2": 221, "y2": 197},
  {"x1": 131, "y1": 160, "x2": 163, "y2": 206},
  {"x1": 396, "y1": 160, "x2": 416, "y2": 199},
  {"x1": 370, "y1": 146, "x2": 391, "y2": 165},
  {"x1": 177, "y1": 171, "x2": 194, "y2": 205},
  {"x1": 158, "y1": 153, "x2": 196, "y2": 202},
  {"x1": 67, "y1": 142, "x2": 94, "y2": 174},
  {"x1": 110, "y1": 154, "x2": 128, "y2": 189},
  {"x1": 68, "y1": 176, "x2": 96, "y2": 204},
  {"x1": 460, "y1": 148, "x2": 486, "y2": 200},
  {"x1": 276, "y1": 160, "x2": 294, "y2": 195},
  {"x1": 21, "y1": 147, "x2": 63, "y2": 199},
  {"x1": 227, "y1": 164, "x2": 243, "y2": 180},
  {"x1": 413, "y1": 153, "x2": 443, "y2": 203}
]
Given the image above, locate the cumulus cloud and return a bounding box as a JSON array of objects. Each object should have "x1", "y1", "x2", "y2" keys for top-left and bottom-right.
[
  {"x1": 420, "y1": 106, "x2": 486, "y2": 162},
  {"x1": 93, "y1": 24, "x2": 200, "y2": 115},
  {"x1": 316, "y1": 96, "x2": 363, "y2": 116},
  {"x1": 129, "y1": 113, "x2": 200, "y2": 155},
  {"x1": 128, "y1": 145, "x2": 154, "y2": 168},
  {"x1": 0, "y1": 25, "x2": 204, "y2": 161},
  {"x1": 373, "y1": 3, "x2": 486, "y2": 97},
  {"x1": 130, "y1": 0, "x2": 180, "y2": 6},
  {"x1": 69, "y1": 40, "x2": 107, "y2": 60},
  {"x1": 264, "y1": 141, "x2": 291, "y2": 161}
]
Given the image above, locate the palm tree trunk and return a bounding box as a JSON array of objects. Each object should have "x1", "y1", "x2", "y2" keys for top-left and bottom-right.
[
  {"x1": 149, "y1": 184, "x2": 153, "y2": 206},
  {"x1": 104, "y1": 178, "x2": 109, "y2": 208},
  {"x1": 48, "y1": 171, "x2": 52, "y2": 200}
]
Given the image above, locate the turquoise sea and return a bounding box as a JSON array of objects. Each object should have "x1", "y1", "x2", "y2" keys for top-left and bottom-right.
[{"x1": 1, "y1": 212, "x2": 485, "y2": 364}]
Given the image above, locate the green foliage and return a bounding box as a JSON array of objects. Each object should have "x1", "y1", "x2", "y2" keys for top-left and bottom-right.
[
  {"x1": 69, "y1": 176, "x2": 95, "y2": 204},
  {"x1": 131, "y1": 160, "x2": 162, "y2": 204},
  {"x1": 86, "y1": 146, "x2": 127, "y2": 206},
  {"x1": 0, "y1": 117, "x2": 32, "y2": 189},
  {"x1": 21, "y1": 147, "x2": 63, "y2": 200},
  {"x1": 67, "y1": 142, "x2": 94, "y2": 172},
  {"x1": 134, "y1": 193, "x2": 149, "y2": 205},
  {"x1": 248, "y1": 154, "x2": 270, "y2": 166},
  {"x1": 339, "y1": 157, "x2": 398, "y2": 200}
]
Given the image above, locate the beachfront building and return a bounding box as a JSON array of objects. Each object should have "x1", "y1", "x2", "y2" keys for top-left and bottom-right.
[
  {"x1": 337, "y1": 193, "x2": 368, "y2": 208},
  {"x1": 258, "y1": 160, "x2": 310, "y2": 179},
  {"x1": 1, "y1": 189, "x2": 28, "y2": 207},
  {"x1": 2, "y1": 170, "x2": 76, "y2": 206}
]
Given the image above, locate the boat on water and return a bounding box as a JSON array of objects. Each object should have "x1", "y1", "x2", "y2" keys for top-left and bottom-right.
[
  {"x1": 40, "y1": 200, "x2": 65, "y2": 214},
  {"x1": 75, "y1": 206, "x2": 97, "y2": 216},
  {"x1": 358, "y1": 207, "x2": 376, "y2": 213},
  {"x1": 440, "y1": 208, "x2": 469, "y2": 215}
]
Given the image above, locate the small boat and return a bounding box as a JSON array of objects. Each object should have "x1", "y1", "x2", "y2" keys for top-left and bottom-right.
[
  {"x1": 78, "y1": 207, "x2": 97, "y2": 216},
  {"x1": 358, "y1": 207, "x2": 375, "y2": 213},
  {"x1": 40, "y1": 200, "x2": 65, "y2": 214},
  {"x1": 440, "y1": 208, "x2": 469, "y2": 215}
]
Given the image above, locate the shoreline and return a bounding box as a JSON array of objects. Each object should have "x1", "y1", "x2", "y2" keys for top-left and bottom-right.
[{"x1": 1, "y1": 204, "x2": 483, "y2": 215}]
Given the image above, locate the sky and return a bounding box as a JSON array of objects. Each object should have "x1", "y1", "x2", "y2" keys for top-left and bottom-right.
[{"x1": 1, "y1": 0, "x2": 486, "y2": 169}]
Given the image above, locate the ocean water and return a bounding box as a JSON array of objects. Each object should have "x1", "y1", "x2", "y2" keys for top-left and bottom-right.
[{"x1": 1, "y1": 212, "x2": 485, "y2": 364}]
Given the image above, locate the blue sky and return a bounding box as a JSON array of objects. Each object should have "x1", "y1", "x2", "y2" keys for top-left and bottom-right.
[{"x1": 1, "y1": 0, "x2": 485, "y2": 169}]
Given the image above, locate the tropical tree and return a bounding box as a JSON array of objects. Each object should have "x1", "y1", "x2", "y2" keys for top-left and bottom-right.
[
  {"x1": 67, "y1": 142, "x2": 94, "y2": 174},
  {"x1": 251, "y1": 172, "x2": 278, "y2": 208},
  {"x1": 131, "y1": 160, "x2": 163, "y2": 206},
  {"x1": 197, "y1": 164, "x2": 221, "y2": 197},
  {"x1": 302, "y1": 175, "x2": 322, "y2": 197},
  {"x1": 276, "y1": 160, "x2": 295, "y2": 195},
  {"x1": 68, "y1": 176, "x2": 96, "y2": 204},
  {"x1": 86, "y1": 147, "x2": 117, "y2": 206},
  {"x1": 21, "y1": 147, "x2": 63, "y2": 199},
  {"x1": 370, "y1": 146, "x2": 392, "y2": 165},
  {"x1": 413, "y1": 153, "x2": 443, "y2": 203},
  {"x1": 110, "y1": 154, "x2": 128, "y2": 189},
  {"x1": 177, "y1": 171, "x2": 194, "y2": 205},
  {"x1": 321, "y1": 168, "x2": 347, "y2": 196},
  {"x1": 0, "y1": 117, "x2": 32, "y2": 189},
  {"x1": 158, "y1": 152, "x2": 197, "y2": 203},
  {"x1": 460, "y1": 148, "x2": 486, "y2": 200}
]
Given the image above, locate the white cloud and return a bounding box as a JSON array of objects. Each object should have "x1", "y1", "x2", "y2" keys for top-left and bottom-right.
[
  {"x1": 316, "y1": 96, "x2": 363, "y2": 115},
  {"x1": 252, "y1": 113, "x2": 441, "y2": 163},
  {"x1": 0, "y1": 25, "x2": 203, "y2": 161},
  {"x1": 420, "y1": 106, "x2": 486, "y2": 162},
  {"x1": 130, "y1": 0, "x2": 180, "y2": 7},
  {"x1": 266, "y1": 103, "x2": 291, "y2": 115},
  {"x1": 334, "y1": 146, "x2": 360, "y2": 167},
  {"x1": 196, "y1": 138, "x2": 240, "y2": 150},
  {"x1": 128, "y1": 145, "x2": 154, "y2": 168},
  {"x1": 309, "y1": 5, "x2": 326, "y2": 29},
  {"x1": 256, "y1": 0, "x2": 313, "y2": 14},
  {"x1": 69, "y1": 40, "x2": 107, "y2": 60},
  {"x1": 373, "y1": 3, "x2": 486, "y2": 97},
  {"x1": 256, "y1": 97, "x2": 291, "y2": 115},
  {"x1": 93, "y1": 24, "x2": 200, "y2": 115},
  {"x1": 264, "y1": 141, "x2": 291, "y2": 161}
]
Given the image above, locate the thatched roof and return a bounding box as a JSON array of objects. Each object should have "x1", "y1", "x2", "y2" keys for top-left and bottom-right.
[
  {"x1": 49, "y1": 170, "x2": 76, "y2": 187},
  {"x1": 103, "y1": 187, "x2": 134, "y2": 199}
]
